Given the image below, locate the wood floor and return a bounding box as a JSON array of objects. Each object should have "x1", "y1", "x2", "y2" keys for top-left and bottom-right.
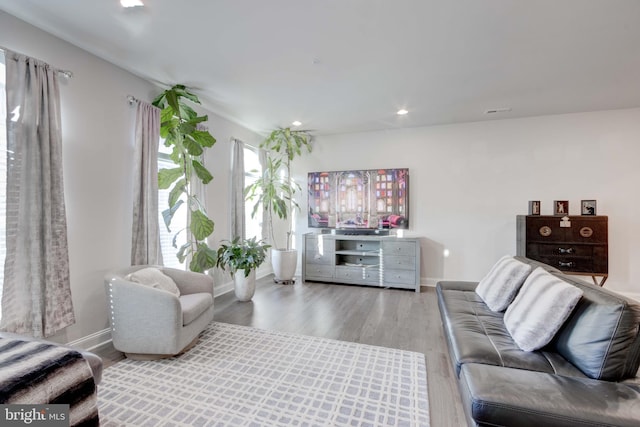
[{"x1": 96, "y1": 276, "x2": 467, "y2": 426}]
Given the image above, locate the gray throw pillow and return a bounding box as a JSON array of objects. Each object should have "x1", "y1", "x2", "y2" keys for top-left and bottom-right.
[
  {"x1": 125, "y1": 267, "x2": 181, "y2": 297},
  {"x1": 475, "y1": 256, "x2": 532, "y2": 312},
  {"x1": 504, "y1": 267, "x2": 583, "y2": 352}
]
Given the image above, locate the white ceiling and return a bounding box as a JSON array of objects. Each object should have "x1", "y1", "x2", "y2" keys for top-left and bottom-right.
[{"x1": 1, "y1": 0, "x2": 640, "y2": 136}]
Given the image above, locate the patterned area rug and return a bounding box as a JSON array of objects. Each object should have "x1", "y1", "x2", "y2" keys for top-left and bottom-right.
[{"x1": 98, "y1": 322, "x2": 429, "y2": 426}]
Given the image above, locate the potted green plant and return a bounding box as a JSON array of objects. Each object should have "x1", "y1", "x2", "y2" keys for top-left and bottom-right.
[
  {"x1": 152, "y1": 85, "x2": 218, "y2": 273},
  {"x1": 245, "y1": 128, "x2": 312, "y2": 284},
  {"x1": 216, "y1": 237, "x2": 270, "y2": 301}
]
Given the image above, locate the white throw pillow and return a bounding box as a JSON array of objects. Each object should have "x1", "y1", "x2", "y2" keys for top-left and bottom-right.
[
  {"x1": 125, "y1": 267, "x2": 180, "y2": 297},
  {"x1": 504, "y1": 268, "x2": 583, "y2": 352},
  {"x1": 475, "y1": 256, "x2": 532, "y2": 312}
]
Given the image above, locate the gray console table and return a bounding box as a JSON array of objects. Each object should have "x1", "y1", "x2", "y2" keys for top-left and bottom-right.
[{"x1": 302, "y1": 232, "x2": 421, "y2": 292}]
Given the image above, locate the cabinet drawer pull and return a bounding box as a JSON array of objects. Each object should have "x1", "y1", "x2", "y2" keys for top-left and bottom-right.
[
  {"x1": 558, "y1": 261, "x2": 575, "y2": 268},
  {"x1": 558, "y1": 247, "x2": 574, "y2": 254}
]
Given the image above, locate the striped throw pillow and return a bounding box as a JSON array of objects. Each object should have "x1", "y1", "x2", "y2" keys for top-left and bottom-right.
[
  {"x1": 475, "y1": 256, "x2": 532, "y2": 312},
  {"x1": 504, "y1": 268, "x2": 583, "y2": 351}
]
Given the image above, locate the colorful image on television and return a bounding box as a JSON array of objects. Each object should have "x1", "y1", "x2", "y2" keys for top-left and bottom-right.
[{"x1": 308, "y1": 168, "x2": 409, "y2": 229}]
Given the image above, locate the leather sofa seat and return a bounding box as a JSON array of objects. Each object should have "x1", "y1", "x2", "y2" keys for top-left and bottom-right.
[
  {"x1": 460, "y1": 363, "x2": 640, "y2": 427},
  {"x1": 438, "y1": 281, "x2": 587, "y2": 379}
]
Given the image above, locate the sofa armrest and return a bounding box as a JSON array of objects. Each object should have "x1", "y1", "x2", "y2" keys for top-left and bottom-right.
[
  {"x1": 161, "y1": 268, "x2": 214, "y2": 296},
  {"x1": 460, "y1": 363, "x2": 640, "y2": 427}
]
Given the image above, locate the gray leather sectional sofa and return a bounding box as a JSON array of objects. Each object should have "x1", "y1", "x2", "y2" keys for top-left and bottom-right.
[{"x1": 437, "y1": 257, "x2": 640, "y2": 426}]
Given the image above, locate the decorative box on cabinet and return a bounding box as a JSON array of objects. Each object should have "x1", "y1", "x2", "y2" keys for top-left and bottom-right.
[
  {"x1": 516, "y1": 215, "x2": 608, "y2": 286},
  {"x1": 302, "y1": 233, "x2": 421, "y2": 292}
]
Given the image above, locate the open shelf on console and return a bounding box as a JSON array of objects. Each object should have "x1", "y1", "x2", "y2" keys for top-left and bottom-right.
[
  {"x1": 335, "y1": 239, "x2": 381, "y2": 268},
  {"x1": 335, "y1": 250, "x2": 380, "y2": 256},
  {"x1": 336, "y1": 253, "x2": 380, "y2": 268}
]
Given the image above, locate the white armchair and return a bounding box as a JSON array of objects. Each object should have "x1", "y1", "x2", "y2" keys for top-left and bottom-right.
[{"x1": 104, "y1": 265, "x2": 214, "y2": 359}]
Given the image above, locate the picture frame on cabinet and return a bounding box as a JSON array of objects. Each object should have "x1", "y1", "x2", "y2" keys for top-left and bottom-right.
[
  {"x1": 528, "y1": 201, "x2": 540, "y2": 215},
  {"x1": 554, "y1": 200, "x2": 569, "y2": 216},
  {"x1": 581, "y1": 200, "x2": 597, "y2": 216}
]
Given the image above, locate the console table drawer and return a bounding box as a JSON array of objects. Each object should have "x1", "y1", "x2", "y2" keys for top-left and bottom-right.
[
  {"x1": 383, "y1": 269, "x2": 416, "y2": 285},
  {"x1": 382, "y1": 241, "x2": 416, "y2": 256},
  {"x1": 383, "y1": 255, "x2": 416, "y2": 270},
  {"x1": 304, "y1": 264, "x2": 334, "y2": 280},
  {"x1": 305, "y1": 235, "x2": 335, "y2": 252},
  {"x1": 306, "y1": 250, "x2": 333, "y2": 265},
  {"x1": 335, "y1": 266, "x2": 381, "y2": 285}
]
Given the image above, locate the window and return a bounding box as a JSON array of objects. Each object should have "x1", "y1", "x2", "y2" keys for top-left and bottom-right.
[
  {"x1": 0, "y1": 53, "x2": 6, "y2": 318},
  {"x1": 244, "y1": 145, "x2": 262, "y2": 241},
  {"x1": 158, "y1": 143, "x2": 187, "y2": 269}
]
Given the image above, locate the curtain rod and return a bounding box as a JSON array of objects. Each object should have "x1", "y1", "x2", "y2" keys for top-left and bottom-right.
[
  {"x1": 127, "y1": 95, "x2": 207, "y2": 131},
  {"x1": 127, "y1": 95, "x2": 139, "y2": 105},
  {"x1": 0, "y1": 46, "x2": 73, "y2": 78}
]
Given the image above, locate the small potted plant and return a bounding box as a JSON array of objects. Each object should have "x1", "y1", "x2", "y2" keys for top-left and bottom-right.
[{"x1": 216, "y1": 237, "x2": 270, "y2": 301}]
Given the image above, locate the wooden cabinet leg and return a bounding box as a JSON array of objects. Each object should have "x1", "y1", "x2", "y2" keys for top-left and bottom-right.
[{"x1": 592, "y1": 275, "x2": 608, "y2": 286}]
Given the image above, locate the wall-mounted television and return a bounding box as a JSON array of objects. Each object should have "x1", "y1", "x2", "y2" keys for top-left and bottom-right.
[{"x1": 308, "y1": 168, "x2": 409, "y2": 230}]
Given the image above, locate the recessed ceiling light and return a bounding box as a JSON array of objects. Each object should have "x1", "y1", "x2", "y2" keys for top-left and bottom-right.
[
  {"x1": 292, "y1": 121, "x2": 302, "y2": 127},
  {"x1": 121, "y1": 0, "x2": 144, "y2": 8},
  {"x1": 397, "y1": 109, "x2": 409, "y2": 115}
]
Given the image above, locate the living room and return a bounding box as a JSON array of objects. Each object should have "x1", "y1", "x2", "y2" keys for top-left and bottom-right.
[{"x1": 1, "y1": 1, "x2": 639, "y2": 426}]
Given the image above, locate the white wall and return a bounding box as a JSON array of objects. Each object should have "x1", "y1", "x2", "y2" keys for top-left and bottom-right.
[
  {"x1": 295, "y1": 109, "x2": 640, "y2": 295},
  {"x1": 0, "y1": 12, "x2": 262, "y2": 344}
]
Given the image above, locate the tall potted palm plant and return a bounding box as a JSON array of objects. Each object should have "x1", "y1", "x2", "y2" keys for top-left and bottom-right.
[
  {"x1": 245, "y1": 128, "x2": 312, "y2": 283},
  {"x1": 153, "y1": 84, "x2": 218, "y2": 272}
]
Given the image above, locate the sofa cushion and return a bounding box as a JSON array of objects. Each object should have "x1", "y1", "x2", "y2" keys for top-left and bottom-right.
[
  {"x1": 475, "y1": 256, "x2": 532, "y2": 312},
  {"x1": 126, "y1": 267, "x2": 180, "y2": 297},
  {"x1": 460, "y1": 363, "x2": 640, "y2": 427},
  {"x1": 549, "y1": 272, "x2": 640, "y2": 381},
  {"x1": 436, "y1": 281, "x2": 586, "y2": 378},
  {"x1": 504, "y1": 268, "x2": 583, "y2": 351},
  {"x1": 180, "y1": 293, "x2": 213, "y2": 326}
]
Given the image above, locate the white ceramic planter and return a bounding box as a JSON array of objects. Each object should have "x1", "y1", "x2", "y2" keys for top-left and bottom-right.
[
  {"x1": 234, "y1": 269, "x2": 256, "y2": 301},
  {"x1": 271, "y1": 249, "x2": 297, "y2": 283}
]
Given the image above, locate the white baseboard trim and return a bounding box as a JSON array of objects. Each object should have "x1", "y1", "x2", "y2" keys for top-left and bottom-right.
[
  {"x1": 67, "y1": 328, "x2": 112, "y2": 352},
  {"x1": 215, "y1": 280, "x2": 235, "y2": 296},
  {"x1": 421, "y1": 277, "x2": 441, "y2": 287},
  {"x1": 215, "y1": 270, "x2": 272, "y2": 297}
]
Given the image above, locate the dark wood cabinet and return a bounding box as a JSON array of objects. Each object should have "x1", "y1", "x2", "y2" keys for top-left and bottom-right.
[{"x1": 516, "y1": 215, "x2": 608, "y2": 285}]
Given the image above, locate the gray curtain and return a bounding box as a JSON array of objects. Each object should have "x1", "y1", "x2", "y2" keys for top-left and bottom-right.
[
  {"x1": 1, "y1": 50, "x2": 74, "y2": 337},
  {"x1": 131, "y1": 101, "x2": 163, "y2": 265},
  {"x1": 231, "y1": 138, "x2": 245, "y2": 239},
  {"x1": 258, "y1": 148, "x2": 269, "y2": 242}
]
